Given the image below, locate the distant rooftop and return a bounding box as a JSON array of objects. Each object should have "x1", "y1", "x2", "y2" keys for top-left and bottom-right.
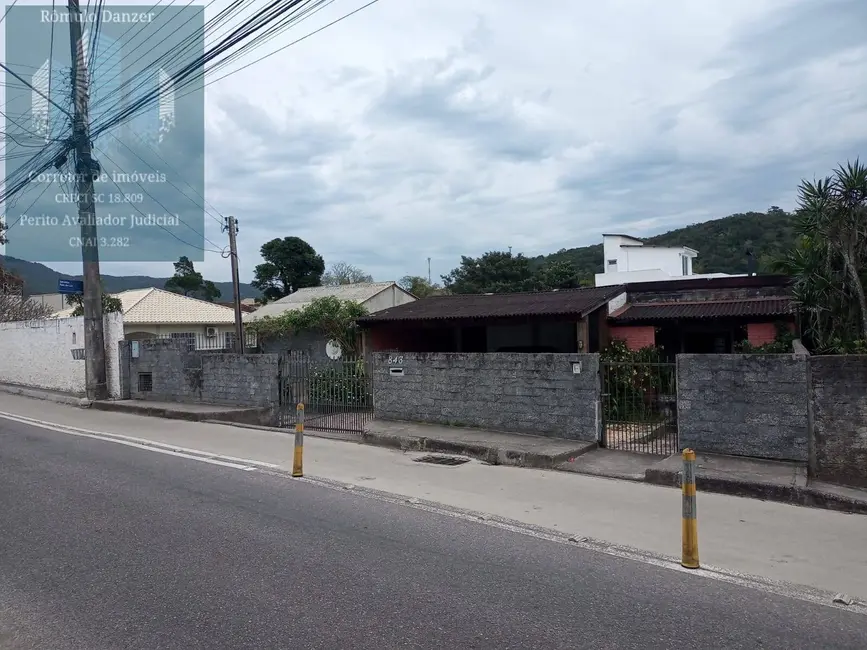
[
  {"x1": 246, "y1": 282, "x2": 403, "y2": 322},
  {"x1": 54, "y1": 287, "x2": 236, "y2": 324}
]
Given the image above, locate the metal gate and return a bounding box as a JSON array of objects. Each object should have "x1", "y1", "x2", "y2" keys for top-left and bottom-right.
[
  {"x1": 277, "y1": 350, "x2": 374, "y2": 433},
  {"x1": 600, "y1": 361, "x2": 678, "y2": 455}
]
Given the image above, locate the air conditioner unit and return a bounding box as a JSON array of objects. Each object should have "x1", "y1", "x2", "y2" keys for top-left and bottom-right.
[{"x1": 205, "y1": 327, "x2": 218, "y2": 338}]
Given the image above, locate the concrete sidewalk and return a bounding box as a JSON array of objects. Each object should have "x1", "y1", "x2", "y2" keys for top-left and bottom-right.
[
  {"x1": 645, "y1": 452, "x2": 867, "y2": 515},
  {"x1": 1, "y1": 391, "x2": 867, "y2": 603},
  {"x1": 7, "y1": 392, "x2": 867, "y2": 515}
]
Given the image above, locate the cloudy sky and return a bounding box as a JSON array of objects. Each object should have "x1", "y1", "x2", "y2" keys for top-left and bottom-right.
[{"x1": 4, "y1": 0, "x2": 867, "y2": 285}]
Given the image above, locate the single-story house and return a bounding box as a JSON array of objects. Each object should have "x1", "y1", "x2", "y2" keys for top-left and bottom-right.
[
  {"x1": 53, "y1": 287, "x2": 248, "y2": 350},
  {"x1": 358, "y1": 285, "x2": 624, "y2": 353},
  {"x1": 244, "y1": 281, "x2": 417, "y2": 359},
  {"x1": 358, "y1": 275, "x2": 796, "y2": 355},
  {"x1": 608, "y1": 275, "x2": 795, "y2": 354},
  {"x1": 244, "y1": 281, "x2": 416, "y2": 323}
]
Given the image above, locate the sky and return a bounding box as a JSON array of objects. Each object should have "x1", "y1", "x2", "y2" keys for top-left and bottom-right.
[{"x1": 3, "y1": 0, "x2": 867, "y2": 286}]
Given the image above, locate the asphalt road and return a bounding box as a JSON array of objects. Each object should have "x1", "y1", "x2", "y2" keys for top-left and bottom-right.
[{"x1": 1, "y1": 420, "x2": 865, "y2": 650}]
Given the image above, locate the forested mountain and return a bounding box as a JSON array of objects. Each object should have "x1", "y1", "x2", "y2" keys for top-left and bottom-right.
[
  {"x1": 3, "y1": 207, "x2": 794, "y2": 299},
  {"x1": 0, "y1": 255, "x2": 260, "y2": 299},
  {"x1": 533, "y1": 207, "x2": 795, "y2": 277}
]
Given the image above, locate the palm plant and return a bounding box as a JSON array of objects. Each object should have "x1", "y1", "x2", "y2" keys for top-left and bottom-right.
[{"x1": 773, "y1": 160, "x2": 867, "y2": 352}]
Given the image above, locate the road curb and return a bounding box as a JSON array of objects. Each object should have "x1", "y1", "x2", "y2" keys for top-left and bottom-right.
[
  {"x1": 90, "y1": 401, "x2": 273, "y2": 425},
  {"x1": 205, "y1": 418, "x2": 595, "y2": 469},
  {"x1": 644, "y1": 467, "x2": 867, "y2": 516},
  {"x1": 0, "y1": 382, "x2": 89, "y2": 407}
]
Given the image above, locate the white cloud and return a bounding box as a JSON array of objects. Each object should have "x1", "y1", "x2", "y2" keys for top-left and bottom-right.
[{"x1": 7, "y1": 0, "x2": 867, "y2": 286}]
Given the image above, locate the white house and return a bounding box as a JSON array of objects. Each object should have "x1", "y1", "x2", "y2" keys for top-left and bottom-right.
[
  {"x1": 53, "y1": 287, "x2": 246, "y2": 349},
  {"x1": 594, "y1": 234, "x2": 740, "y2": 287},
  {"x1": 244, "y1": 281, "x2": 416, "y2": 323}
]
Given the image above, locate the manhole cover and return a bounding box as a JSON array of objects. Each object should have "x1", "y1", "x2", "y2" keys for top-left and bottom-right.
[{"x1": 413, "y1": 455, "x2": 471, "y2": 466}]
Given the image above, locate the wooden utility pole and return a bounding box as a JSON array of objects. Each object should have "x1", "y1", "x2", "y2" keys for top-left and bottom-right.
[
  {"x1": 224, "y1": 215, "x2": 245, "y2": 353},
  {"x1": 68, "y1": 0, "x2": 108, "y2": 400}
]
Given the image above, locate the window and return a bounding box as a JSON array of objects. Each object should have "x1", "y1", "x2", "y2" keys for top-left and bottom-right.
[
  {"x1": 224, "y1": 332, "x2": 236, "y2": 350},
  {"x1": 682, "y1": 255, "x2": 689, "y2": 276},
  {"x1": 607, "y1": 259, "x2": 618, "y2": 272},
  {"x1": 138, "y1": 372, "x2": 153, "y2": 392},
  {"x1": 170, "y1": 331, "x2": 196, "y2": 351}
]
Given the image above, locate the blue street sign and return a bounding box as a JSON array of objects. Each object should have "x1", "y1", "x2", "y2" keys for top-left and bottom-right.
[{"x1": 58, "y1": 278, "x2": 84, "y2": 294}]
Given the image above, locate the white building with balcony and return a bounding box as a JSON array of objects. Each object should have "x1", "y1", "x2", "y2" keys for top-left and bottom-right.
[{"x1": 595, "y1": 234, "x2": 739, "y2": 287}]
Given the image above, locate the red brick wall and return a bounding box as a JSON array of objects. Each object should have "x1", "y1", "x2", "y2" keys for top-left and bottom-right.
[
  {"x1": 609, "y1": 325, "x2": 656, "y2": 351},
  {"x1": 747, "y1": 322, "x2": 795, "y2": 346}
]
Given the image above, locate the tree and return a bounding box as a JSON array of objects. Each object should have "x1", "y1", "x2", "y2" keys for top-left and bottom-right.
[
  {"x1": 773, "y1": 160, "x2": 867, "y2": 352},
  {"x1": 0, "y1": 266, "x2": 54, "y2": 322},
  {"x1": 322, "y1": 262, "x2": 374, "y2": 286},
  {"x1": 441, "y1": 251, "x2": 588, "y2": 294},
  {"x1": 252, "y1": 237, "x2": 325, "y2": 303},
  {"x1": 442, "y1": 251, "x2": 535, "y2": 294},
  {"x1": 164, "y1": 256, "x2": 221, "y2": 302},
  {"x1": 66, "y1": 290, "x2": 123, "y2": 317},
  {"x1": 533, "y1": 259, "x2": 584, "y2": 290},
  {"x1": 398, "y1": 275, "x2": 446, "y2": 298},
  {"x1": 247, "y1": 296, "x2": 368, "y2": 355}
]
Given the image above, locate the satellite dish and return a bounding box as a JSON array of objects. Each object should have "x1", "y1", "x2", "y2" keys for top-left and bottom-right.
[{"x1": 325, "y1": 340, "x2": 343, "y2": 360}]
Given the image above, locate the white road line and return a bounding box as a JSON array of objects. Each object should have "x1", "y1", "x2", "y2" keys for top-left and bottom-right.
[
  {"x1": 3, "y1": 409, "x2": 865, "y2": 615},
  {"x1": 290, "y1": 474, "x2": 867, "y2": 617},
  {"x1": 0, "y1": 411, "x2": 263, "y2": 471}
]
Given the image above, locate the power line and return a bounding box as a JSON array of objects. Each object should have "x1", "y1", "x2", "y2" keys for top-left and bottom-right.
[
  {"x1": 91, "y1": 143, "x2": 225, "y2": 253},
  {"x1": 203, "y1": 0, "x2": 379, "y2": 89},
  {"x1": 106, "y1": 130, "x2": 225, "y2": 226},
  {"x1": 91, "y1": 0, "x2": 337, "y2": 138}
]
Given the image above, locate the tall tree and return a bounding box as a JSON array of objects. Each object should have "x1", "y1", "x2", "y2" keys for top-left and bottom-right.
[
  {"x1": 398, "y1": 275, "x2": 446, "y2": 298},
  {"x1": 322, "y1": 262, "x2": 374, "y2": 286},
  {"x1": 441, "y1": 251, "x2": 588, "y2": 294},
  {"x1": 442, "y1": 251, "x2": 535, "y2": 294},
  {"x1": 252, "y1": 237, "x2": 325, "y2": 303},
  {"x1": 164, "y1": 256, "x2": 221, "y2": 302},
  {"x1": 775, "y1": 160, "x2": 867, "y2": 350},
  {"x1": 533, "y1": 259, "x2": 584, "y2": 290}
]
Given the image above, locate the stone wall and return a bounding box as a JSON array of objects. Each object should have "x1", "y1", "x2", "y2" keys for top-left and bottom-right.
[
  {"x1": 124, "y1": 338, "x2": 279, "y2": 408},
  {"x1": 372, "y1": 352, "x2": 600, "y2": 440},
  {"x1": 0, "y1": 312, "x2": 124, "y2": 397},
  {"x1": 677, "y1": 354, "x2": 809, "y2": 461},
  {"x1": 810, "y1": 355, "x2": 867, "y2": 489}
]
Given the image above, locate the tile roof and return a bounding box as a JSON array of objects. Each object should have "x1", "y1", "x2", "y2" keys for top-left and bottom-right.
[
  {"x1": 358, "y1": 285, "x2": 625, "y2": 323},
  {"x1": 53, "y1": 287, "x2": 236, "y2": 324},
  {"x1": 611, "y1": 297, "x2": 794, "y2": 321},
  {"x1": 245, "y1": 282, "x2": 400, "y2": 322}
]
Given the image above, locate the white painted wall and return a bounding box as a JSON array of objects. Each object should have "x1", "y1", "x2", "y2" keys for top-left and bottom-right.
[
  {"x1": 122, "y1": 323, "x2": 244, "y2": 349},
  {"x1": 363, "y1": 285, "x2": 417, "y2": 313},
  {"x1": 0, "y1": 312, "x2": 124, "y2": 396}
]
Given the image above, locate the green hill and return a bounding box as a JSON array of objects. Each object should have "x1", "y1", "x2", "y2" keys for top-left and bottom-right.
[
  {"x1": 533, "y1": 207, "x2": 795, "y2": 277},
  {"x1": 0, "y1": 255, "x2": 261, "y2": 299}
]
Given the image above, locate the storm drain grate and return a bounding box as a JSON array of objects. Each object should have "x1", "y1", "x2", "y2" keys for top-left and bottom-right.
[{"x1": 413, "y1": 455, "x2": 471, "y2": 466}]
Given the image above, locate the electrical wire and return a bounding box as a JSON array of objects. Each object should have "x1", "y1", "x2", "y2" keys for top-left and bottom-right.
[
  {"x1": 90, "y1": 0, "x2": 335, "y2": 138},
  {"x1": 106, "y1": 130, "x2": 225, "y2": 226},
  {"x1": 2, "y1": 0, "x2": 382, "y2": 210},
  {"x1": 91, "y1": 143, "x2": 224, "y2": 253}
]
